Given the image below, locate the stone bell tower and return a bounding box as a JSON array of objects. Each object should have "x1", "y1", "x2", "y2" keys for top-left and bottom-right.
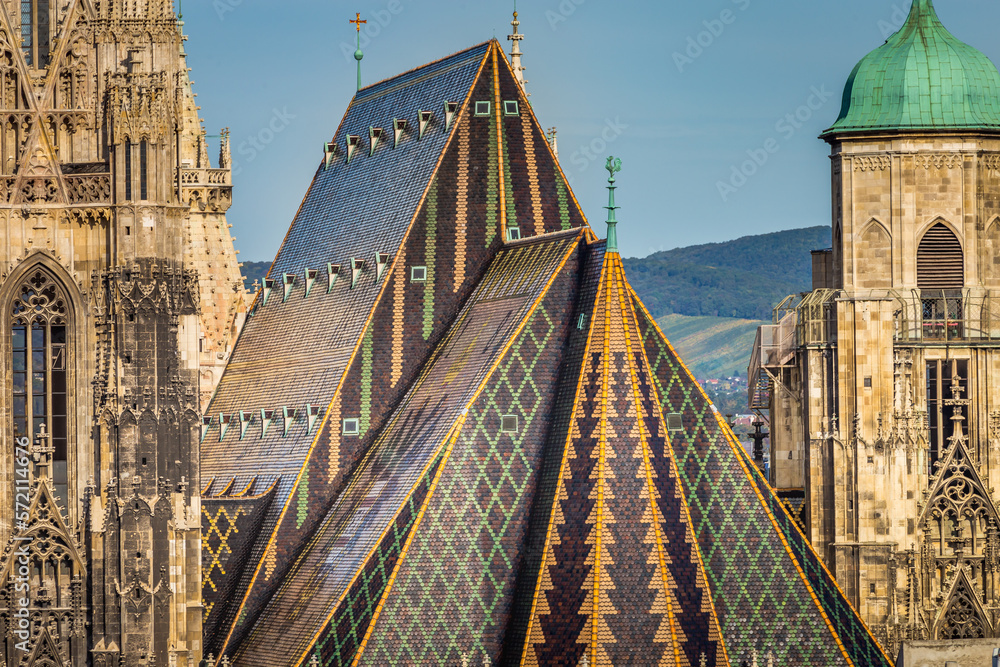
[
  {"x1": 0, "y1": 0, "x2": 244, "y2": 664},
  {"x1": 751, "y1": 0, "x2": 1000, "y2": 654}
]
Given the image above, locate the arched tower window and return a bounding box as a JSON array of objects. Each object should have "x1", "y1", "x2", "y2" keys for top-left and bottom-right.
[
  {"x1": 11, "y1": 269, "x2": 69, "y2": 506},
  {"x1": 20, "y1": 0, "x2": 50, "y2": 68},
  {"x1": 919, "y1": 223, "x2": 965, "y2": 340},
  {"x1": 918, "y1": 223, "x2": 964, "y2": 289}
]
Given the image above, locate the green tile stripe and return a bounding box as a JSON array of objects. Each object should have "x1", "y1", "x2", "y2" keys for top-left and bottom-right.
[
  {"x1": 423, "y1": 178, "x2": 439, "y2": 340},
  {"x1": 359, "y1": 300, "x2": 558, "y2": 665},
  {"x1": 360, "y1": 324, "x2": 374, "y2": 433},
  {"x1": 485, "y1": 93, "x2": 499, "y2": 247},
  {"x1": 555, "y1": 168, "x2": 571, "y2": 231},
  {"x1": 296, "y1": 462, "x2": 309, "y2": 530},
  {"x1": 632, "y1": 298, "x2": 865, "y2": 667},
  {"x1": 314, "y1": 484, "x2": 427, "y2": 665},
  {"x1": 501, "y1": 116, "x2": 518, "y2": 233}
]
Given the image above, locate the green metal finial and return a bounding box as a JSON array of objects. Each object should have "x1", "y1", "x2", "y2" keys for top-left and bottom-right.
[
  {"x1": 605, "y1": 157, "x2": 622, "y2": 253},
  {"x1": 351, "y1": 13, "x2": 367, "y2": 92}
]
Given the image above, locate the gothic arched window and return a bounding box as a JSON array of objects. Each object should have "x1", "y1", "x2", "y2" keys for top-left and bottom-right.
[
  {"x1": 919, "y1": 223, "x2": 965, "y2": 339},
  {"x1": 20, "y1": 0, "x2": 50, "y2": 68},
  {"x1": 11, "y1": 269, "x2": 68, "y2": 506}
]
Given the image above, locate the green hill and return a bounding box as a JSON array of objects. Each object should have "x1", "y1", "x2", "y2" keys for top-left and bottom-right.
[
  {"x1": 623, "y1": 226, "x2": 828, "y2": 321},
  {"x1": 655, "y1": 314, "x2": 765, "y2": 381},
  {"x1": 241, "y1": 261, "x2": 273, "y2": 290},
  {"x1": 239, "y1": 226, "x2": 825, "y2": 384}
]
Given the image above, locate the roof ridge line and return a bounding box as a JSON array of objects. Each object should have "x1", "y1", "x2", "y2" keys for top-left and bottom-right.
[
  {"x1": 610, "y1": 255, "x2": 694, "y2": 664},
  {"x1": 355, "y1": 40, "x2": 492, "y2": 96},
  {"x1": 519, "y1": 248, "x2": 610, "y2": 664},
  {"x1": 715, "y1": 413, "x2": 888, "y2": 666},
  {"x1": 615, "y1": 258, "x2": 732, "y2": 665},
  {"x1": 214, "y1": 45, "x2": 495, "y2": 655},
  {"x1": 275, "y1": 234, "x2": 583, "y2": 665},
  {"x1": 628, "y1": 286, "x2": 892, "y2": 665}
]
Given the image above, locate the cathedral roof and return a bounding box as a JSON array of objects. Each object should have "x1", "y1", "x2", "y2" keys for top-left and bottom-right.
[
  {"x1": 824, "y1": 0, "x2": 1000, "y2": 137},
  {"x1": 201, "y1": 39, "x2": 892, "y2": 667}
]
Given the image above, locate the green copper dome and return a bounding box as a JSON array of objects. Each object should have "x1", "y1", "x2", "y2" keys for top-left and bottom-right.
[{"x1": 824, "y1": 0, "x2": 1000, "y2": 136}]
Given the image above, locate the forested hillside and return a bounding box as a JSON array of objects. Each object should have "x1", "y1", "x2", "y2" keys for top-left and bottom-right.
[{"x1": 622, "y1": 226, "x2": 828, "y2": 321}]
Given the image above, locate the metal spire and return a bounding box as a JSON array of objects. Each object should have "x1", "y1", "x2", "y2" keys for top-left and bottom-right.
[
  {"x1": 605, "y1": 157, "x2": 622, "y2": 253},
  {"x1": 350, "y1": 13, "x2": 367, "y2": 92},
  {"x1": 508, "y1": 2, "x2": 527, "y2": 91}
]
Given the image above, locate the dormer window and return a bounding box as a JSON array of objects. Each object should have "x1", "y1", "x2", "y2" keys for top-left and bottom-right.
[
  {"x1": 327, "y1": 263, "x2": 341, "y2": 292},
  {"x1": 445, "y1": 102, "x2": 459, "y2": 130},
  {"x1": 376, "y1": 252, "x2": 391, "y2": 281},
  {"x1": 501, "y1": 415, "x2": 519, "y2": 433},
  {"x1": 346, "y1": 135, "x2": 362, "y2": 163},
  {"x1": 238, "y1": 411, "x2": 253, "y2": 440},
  {"x1": 304, "y1": 268, "x2": 318, "y2": 297},
  {"x1": 281, "y1": 407, "x2": 296, "y2": 436},
  {"x1": 306, "y1": 404, "x2": 322, "y2": 433},
  {"x1": 260, "y1": 409, "x2": 274, "y2": 438},
  {"x1": 262, "y1": 278, "x2": 275, "y2": 305},
  {"x1": 201, "y1": 416, "x2": 212, "y2": 442},
  {"x1": 475, "y1": 101, "x2": 491, "y2": 117},
  {"x1": 418, "y1": 111, "x2": 433, "y2": 139},
  {"x1": 218, "y1": 413, "x2": 232, "y2": 441},
  {"x1": 666, "y1": 413, "x2": 683, "y2": 432},
  {"x1": 343, "y1": 418, "x2": 360, "y2": 436},
  {"x1": 323, "y1": 141, "x2": 337, "y2": 169},
  {"x1": 351, "y1": 258, "x2": 365, "y2": 289},
  {"x1": 507, "y1": 227, "x2": 521, "y2": 241},
  {"x1": 411, "y1": 266, "x2": 427, "y2": 283},
  {"x1": 393, "y1": 119, "x2": 408, "y2": 147},
  {"x1": 282, "y1": 273, "x2": 296, "y2": 302},
  {"x1": 504, "y1": 100, "x2": 519, "y2": 116},
  {"x1": 369, "y1": 127, "x2": 384, "y2": 156}
]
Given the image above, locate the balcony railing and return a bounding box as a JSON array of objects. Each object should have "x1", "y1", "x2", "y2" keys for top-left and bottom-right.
[
  {"x1": 895, "y1": 289, "x2": 998, "y2": 342},
  {"x1": 179, "y1": 167, "x2": 231, "y2": 186}
]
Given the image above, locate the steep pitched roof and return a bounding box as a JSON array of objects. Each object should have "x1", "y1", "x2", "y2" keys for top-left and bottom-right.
[
  {"x1": 632, "y1": 295, "x2": 893, "y2": 666},
  {"x1": 518, "y1": 250, "x2": 727, "y2": 666},
  {"x1": 204, "y1": 40, "x2": 892, "y2": 667},
  {"x1": 231, "y1": 231, "x2": 584, "y2": 664}
]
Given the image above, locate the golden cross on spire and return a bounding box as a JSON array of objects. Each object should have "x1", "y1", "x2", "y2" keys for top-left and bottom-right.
[{"x1": 350, "y1": 12, "x2": 367, "y2": 32}]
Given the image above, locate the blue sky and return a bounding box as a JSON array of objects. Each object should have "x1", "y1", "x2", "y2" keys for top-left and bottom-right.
[{"x1": 179, "y1": 0, "x2": 1000, "y2": 261}]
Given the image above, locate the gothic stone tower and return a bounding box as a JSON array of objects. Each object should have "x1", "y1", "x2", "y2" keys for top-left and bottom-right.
[
  {"x1": 751, "y1": 0, "x2": 1000, "y2": 653},
  {"x1": 0, "y1": 0, "x2": 243, "y2": 664}
]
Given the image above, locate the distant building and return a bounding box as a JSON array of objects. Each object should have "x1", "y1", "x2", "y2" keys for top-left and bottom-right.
[{"x1": 751, "y1": 0, "x2": 1000, "y2": 653}]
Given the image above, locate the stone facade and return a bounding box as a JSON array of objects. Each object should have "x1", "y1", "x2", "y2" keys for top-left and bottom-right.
[
  {"x1": 0, "y1": 1, "x2": 243, "y2": 665},
  {"x1": 753, "y1": 132, "x2": 1000, "y2": 653}
]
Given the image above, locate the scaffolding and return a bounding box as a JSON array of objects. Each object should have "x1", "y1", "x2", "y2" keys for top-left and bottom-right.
[{"x1": 749, "y1": 288, "x2": 1000, "y2": 409}]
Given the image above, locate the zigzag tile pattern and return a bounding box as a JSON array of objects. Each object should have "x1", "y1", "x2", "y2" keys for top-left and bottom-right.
[
  {"x1": 521, "y1": 253, "x2": 725, "y2": 667},
  {"x1": 354, "y1": 244, "x2": 580, "y2": 666},
  {"x1": 631, "y1": 295, "x2": 892, "y2": 667},
  {"x1": 231, "y1": 234, "x2": 580, "y2": 665},
  {"x1": 206, "y1": 39, "x2": 894, "y2": 667}
]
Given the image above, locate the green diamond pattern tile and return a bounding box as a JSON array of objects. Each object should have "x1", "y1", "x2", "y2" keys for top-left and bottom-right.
[
  {"x1": 632, "y1": 295, "x2": 892, "y2": 667},
  {"x1": 358, "y1": 292, "x2": 564, "y2": 666}
]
